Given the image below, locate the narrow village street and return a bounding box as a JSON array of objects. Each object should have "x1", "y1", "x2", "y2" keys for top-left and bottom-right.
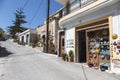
[{"x1": 0, "y1": 40, "x2": 119, "y2": 80}]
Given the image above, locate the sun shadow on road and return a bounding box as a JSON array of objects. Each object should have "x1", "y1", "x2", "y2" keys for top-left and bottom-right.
[{"x1": 0, "y1": 46, "x2": 13, "y2": 57}]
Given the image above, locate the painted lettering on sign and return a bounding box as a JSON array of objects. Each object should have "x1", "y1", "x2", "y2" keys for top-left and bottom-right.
[{"x1": 66, "y1": 39, "x2": 74, "y2": 48}]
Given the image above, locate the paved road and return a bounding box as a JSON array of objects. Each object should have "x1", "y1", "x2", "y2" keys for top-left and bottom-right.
[{"x1": 0, "y1": 41, "x2": 120, "y2": 80}]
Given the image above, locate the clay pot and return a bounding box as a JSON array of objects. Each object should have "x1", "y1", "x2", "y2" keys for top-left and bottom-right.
[
  {"x1": 88, "y1": 62, "x2": 93, "y2": 68},
  {"x1": 100, "y1": 66, "x2": 106, "y2": 71}
]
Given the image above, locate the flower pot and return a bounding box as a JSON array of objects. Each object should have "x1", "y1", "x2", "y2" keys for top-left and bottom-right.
[
  {"x1": 88, "y1": 63, "x2": 93, "y2": 68},
  {"x1": 68, "y1": 57, "x2": 71, "y2": 62},
  {"x1": 100, "y1": 66, "x2": 106, "y2": 71}
]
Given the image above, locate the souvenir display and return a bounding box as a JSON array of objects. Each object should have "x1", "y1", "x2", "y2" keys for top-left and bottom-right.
[{"x1": 88, "y1": 29, "x2": 110, "y2": 71}]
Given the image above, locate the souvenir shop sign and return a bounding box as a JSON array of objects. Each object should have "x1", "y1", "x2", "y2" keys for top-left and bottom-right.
[{"x1": 66, "y1": 39, "x2": 74, "y2": 48}]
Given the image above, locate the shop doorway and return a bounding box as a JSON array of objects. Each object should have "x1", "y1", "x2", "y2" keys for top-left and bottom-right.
[
  {"x1": 86, "y1": 28, "x2": 110, "y2": 67},
  {"x1": 59, "y1": 31, "x2": 65, "y2": 56},
  {"x1": 77, "y1": 30, "x2": 86, "y2": 63}
]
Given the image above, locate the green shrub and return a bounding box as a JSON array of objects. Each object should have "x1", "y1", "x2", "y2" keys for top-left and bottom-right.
[
  {"x1": 69, "y1": 50, "x2": 73, "y2": 57},
  {"x1": 62, "y1": 53, "x2": 68, "y2": 61}
]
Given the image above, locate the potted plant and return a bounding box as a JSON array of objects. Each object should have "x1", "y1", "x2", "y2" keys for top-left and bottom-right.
[
  {"x1": 68, "y1": 50, "x2": 74, "y2": 62},
  {"x1": 30, "y1": 42, "x2": 36, "y2": 48},
  {"x1": 32, "y1": 43, "x2": 36, "y2": 48},
  {"x1": 62, "y1": 53, "x2": 68, "y2": 61}
]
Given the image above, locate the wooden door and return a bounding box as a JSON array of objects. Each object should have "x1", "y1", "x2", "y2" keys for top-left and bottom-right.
[{"x1": 60, "y1": 32, "x2": 65, "y2": 56}]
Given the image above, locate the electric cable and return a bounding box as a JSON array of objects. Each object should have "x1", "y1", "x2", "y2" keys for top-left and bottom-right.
[
  {"x1": 23, "y1": 0, "x2": 29, "y2": 9},
  {"x1": 29, "y1": 0, "x2": 43, "y2": 25}
]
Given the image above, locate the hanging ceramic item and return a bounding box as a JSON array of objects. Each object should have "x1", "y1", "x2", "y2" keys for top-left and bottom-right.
[
  {"x1": 90, "y1": 49, "x2": 96, "y2": 53},
  {"x1": 118, "y1": 50, "x2": 120, "y2": 53},
  {"x1": 95, "y1": 38, "x2": 100, "y2": 42},
  {"x1": 113, "y1": 41, "x2": 117, "y2": 46},
  {"x1": 100, "y1": 38, "x2": 103, "y2": 41},
  {"x1": 112, "y1": 33, "x2": 118, "y2": 39},
  {"x1": 93, "y1": 54, "x2": 97, "y2": 58},
  {"x1": 117, "y1": 40, "x2": 120, "y2": 45},
  {"x1": 96, "y1": 49, "x2": 100, "y2": 54},
  {"x1": 100, "y1": 53, "x2": 105, "y2": 59},
  {"x1": 106, "y1": 54, "x2": 110, "y2": 60},
  {"x1": 102, "y1": 30, "x2": 107, "y2": 36},
  {"x1": 116, "y1": 52, "x2": 120, "y2": 55},
  {"x1": 95, "y1": 43, "x2": 100, "y2": 48},
  {"x1": 117, "y1": 45, "x2": 120, "y2": 49},
  {"x1": 89, "y1": 53, "x2": 93, "y2": 58}
]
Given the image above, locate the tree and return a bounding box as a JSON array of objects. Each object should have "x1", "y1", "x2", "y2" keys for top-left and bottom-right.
[
  {"x1": 0, "y1": 27, "x2": 4, "y2": 41},
  {"x1": 8, "y1": 8, "x2": 27, "y2": 38}
]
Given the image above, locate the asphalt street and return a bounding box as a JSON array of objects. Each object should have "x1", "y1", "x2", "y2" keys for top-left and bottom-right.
[{"x1": 0, "y1": 40, "x2": 120, "y2": 80}]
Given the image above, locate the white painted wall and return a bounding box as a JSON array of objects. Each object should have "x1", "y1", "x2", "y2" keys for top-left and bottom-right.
[
  {"x1": 111, "y1": 7, "x2": 120, "y2": 75},
  {"x1": 65, "y1": 27, "x2": 74, "y2": 54},
  {"x1": 18, "y1": 29, "x2": 37, "y2": 46}
]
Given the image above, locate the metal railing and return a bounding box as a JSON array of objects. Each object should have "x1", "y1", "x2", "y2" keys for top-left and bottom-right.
[{"x1": 59, "y1": 0, "x2": 97, "y2": 18}]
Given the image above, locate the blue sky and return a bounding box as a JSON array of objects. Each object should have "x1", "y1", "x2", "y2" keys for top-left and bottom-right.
[{"x1": 0, "y1": 0, "x2": 63, "y2": 31}]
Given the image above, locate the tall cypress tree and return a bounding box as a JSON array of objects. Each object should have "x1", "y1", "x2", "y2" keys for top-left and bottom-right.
[
  {"x1": 0, "y1": 27, "x2": 4, "y2": 41},
  {"x1": 8, "y1": 8, "x2": 27, "y2": 38}
]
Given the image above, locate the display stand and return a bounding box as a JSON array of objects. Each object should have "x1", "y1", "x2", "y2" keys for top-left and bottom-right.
[{"x1": 86, "y1": 27, "x2": 110, "y2": 71}]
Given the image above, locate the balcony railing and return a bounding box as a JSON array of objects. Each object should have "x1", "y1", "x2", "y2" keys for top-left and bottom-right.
[{"x1": 59, "y1": 0, "x2": 97, "y2": 18}]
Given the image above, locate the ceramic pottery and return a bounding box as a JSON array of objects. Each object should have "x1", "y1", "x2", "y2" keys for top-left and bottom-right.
[
  {"x1": 117, "y1": 40, "x2": 120, "y2": 45},
  {"x1": 106, "y1": 54, "x2": 110, "y2": 60},
  {"x1": 112, "y1": 34, "x2": 118, "y2": 39},
  {"x1": 113, "y1": 41, "x2": 117, "y2": 46}
]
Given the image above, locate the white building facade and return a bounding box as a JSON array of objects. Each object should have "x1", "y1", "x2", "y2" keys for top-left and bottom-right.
[
  {"x1": 56, "y1": 0, "x2": 120, "y2": 74},
  {"x1": 19, "y1": 29, "x2": 37, "y2": 46}
]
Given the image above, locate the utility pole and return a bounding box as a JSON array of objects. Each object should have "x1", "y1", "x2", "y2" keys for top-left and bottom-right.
[{"x1": 46, "y1": 0, "x2": 50, "y2": 53}]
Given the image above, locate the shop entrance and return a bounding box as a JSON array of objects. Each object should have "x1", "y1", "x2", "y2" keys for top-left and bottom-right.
[
  {"x1": 75, "y1": 18, "x2": 111, "y2": 71},
  {"x1": 59, "y1": 31, "x2": 65, "y2": 56},
  {"x1": 86, "y1": 28, "x2": 110, "y2": 67},
  {"x1": 77, "y1": 30, "x2": 86, "y2": 63}
]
